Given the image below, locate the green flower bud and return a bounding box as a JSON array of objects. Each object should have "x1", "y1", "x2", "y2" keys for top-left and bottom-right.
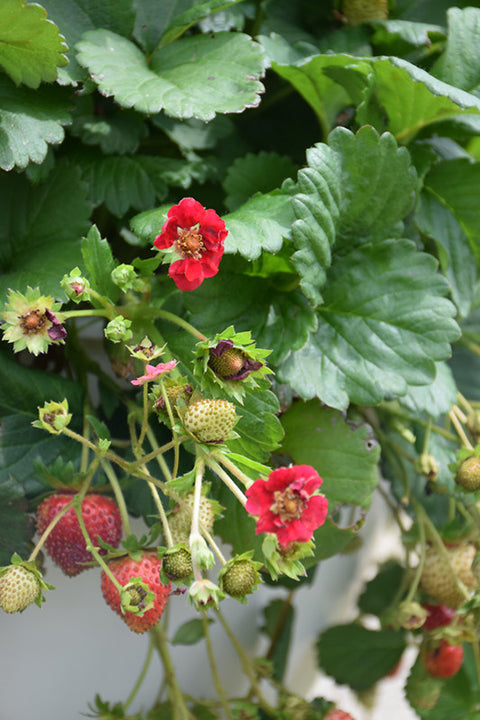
[
  {"x1": 32, "y1": 399, "x2": 72, "y2": 434},
  {"x1": 104, "y1": 316, "x2": 133, "y2": 343},
  {"x1": 61, "y1": 268, "x2": 91, "y2": 303}
]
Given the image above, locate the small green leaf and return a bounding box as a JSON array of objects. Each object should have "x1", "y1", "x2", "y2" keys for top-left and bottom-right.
[
  {"x1": 281, "y1": 402, "x2": 380, "y2": 510},
  {"x1": 279, "y1": 240, "x2": 460, "y2": 409},
  {"x1": 76, "y1": 29, "x2": 265, "y2": 121},
  {"x1": 226, "y1": 386, "x2": 283, "y2": 463},
  {"x1": 0, "y1": 477, "x2": 33, "y2": 565},
  {"x1": 81, "y1": 225, "x2": 120, "y2": 302},
  {"x1": 171, "y1": 618, "x2": 208, "y2": 645},
  {"x1": 0, "y1": 77, "x2": 71, "y2": 171},
  {"x1": 223, "y1": 151, "x2": 298, "y2": 211},
  {"x1": 0, "y1": 0, "x2": 68, "y2": 89},
  {"x1": 358, "y1": 561, "x2": 404, "y2": 616},
  {"x1": 160, "y1": 0, "x2": 245, "y2": 47},
  {"x1": 70, "y1": 102, "x2": 147, "y2": 155},
  {"x1": 223, "y1": 189, "x2": 294, "y2": 260},
  {"x1": 316, "y1": 623, "x2": 407, "y2": 691}
]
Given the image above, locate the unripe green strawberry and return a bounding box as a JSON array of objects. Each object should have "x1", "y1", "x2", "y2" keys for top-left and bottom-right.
[
  {"x1": 168, "y1": 493, "x2": 216, "y2": 544},
  {"x1": 162, "y1": 547, "x2": 193, "y2": 581},
  {"x1": 209, "y1": 348, "x2": 246, "y2": 378},
  {"x1": 420, "y1": 542, "x2": 476, "y2": 608},
  {"x1": 218, "y1": 553, "x2": 262, "y2": 602},
  {"x1": 183, "y1": 398, "x2": 236, "y2": 444},
  {"x1": 406, "y1": 671, "x2": 442, "y2": 711},
  {"x1": 0, "y1": 564, "x2": 41, "y2": 613},
  {"x1": 341, "y1": 0, "x2": 388, "y2": 25},
  {"x1": 456, "y1": 456, "x2": 480, "y2": 491}
]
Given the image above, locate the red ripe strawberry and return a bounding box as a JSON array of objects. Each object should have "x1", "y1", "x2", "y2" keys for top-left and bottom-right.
[
  {"x1": 101, "y1": 551, "x2": 171, "y2": 633},
  {"x1": 36, "y1": 493, "x2": 122, "y2": 576},
  {"x1": 325, "y1": 710, "x2": 355, "y2": 720},
  {"x1": 423, "y1": 603, "x2": 456, "y2": 631},
  {"x1": 424, "y1": 640, "x2": 464, "y2": 679}
]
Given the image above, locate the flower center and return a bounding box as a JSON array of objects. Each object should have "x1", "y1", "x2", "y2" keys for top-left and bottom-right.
[
  {"x1": 20, "y1": 309, "x2": 47, "y2": 335},
  {"x1": 176, "y1": 223, "x2": 204, "y2": 259},
  {"x1": 271, "y1": 487, "x2": 306, "y2": 522}
]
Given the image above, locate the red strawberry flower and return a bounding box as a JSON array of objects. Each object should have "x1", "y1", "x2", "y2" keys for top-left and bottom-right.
[
  {"x1": 245, "y1": 465, "x2": 328, "y2": 546},
  {"x1": 153, "y1": 197, "x2": 228, "y2": 291}
]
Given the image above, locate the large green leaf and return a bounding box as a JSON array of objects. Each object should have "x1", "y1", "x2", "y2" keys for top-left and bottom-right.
[
  {"x1": 0, "y1": 77, "x2": 71, "y2": 171},
  {"x1": 278, "y1": 240, "x2": 460, "y2": 410},
  {"x1": 76, "y1": 29, "x2": 265, "y2": 120},
  {"x1": 423, "y1": 158, "x2": 480, "y2": 262},
  {"x1": 432, "y1": 7, "x2": 480, "y2": 95},
  {"x1": 40, "y1": 0, "x2": 135, "y2": 85},
  {"x1": 0, "y1": 0, "x2": 68, "y2": 88},
  {"x1": 0, "y1": 477, "x2": 33, "y2": 565},
  {"x1": 281, "y1": 402, "x2": 380, "y2": 510},
  {"x1": 223, "y1": 189, "x2": 294, "y2": 260},
  {"x1": 0, "y1": 163, "x2": 91, "y2": 298},
  {"x1": 223, "y1": 151, "x2": 298, "y2": 212},
  {"x1": 291, "y1": 127, "x2": 417, "y2": 305},
  {"x1": 416, "y1": 192, "x2": 476, "y2": 318},
  {"x1": 398, "y1": 362, "x2": 458, "y2": 418},
  {"x1": 317, "y1": 623, "x2": 407, "y2": 691}
]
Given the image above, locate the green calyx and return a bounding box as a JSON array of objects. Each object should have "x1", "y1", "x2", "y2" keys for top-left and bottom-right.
[
  {"x1": 218, "y1": 552, "x2": 263, "y2": 603},
  {"x1": 120, "y1": 577, "x2": 155, "y2": 616}
]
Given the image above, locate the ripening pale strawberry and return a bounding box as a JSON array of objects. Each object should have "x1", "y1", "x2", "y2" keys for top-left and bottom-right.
[
  {"x1": 168, "y1": 494, "x2": 216, "y2": 544},
  {"x1": 456, "y1": 456, "x2": 480, "y2": 492},
  {"x1": 36, "y1": 493, "x2": 122, "y2": 576},
  {"x1": 419, "y1": 542, "x2": 476, "y2": 608},
  {"x1": 424, "y1": 640, "x2": 464, "y2": 679},
  {"x1": 423, "y1": 603, "x2": 456, "y2": 631},
  {"x1": 341, "y1": 0, "x2": 388, "y2": 24},
  {"x1": 325, "y1": 710, "x2": 355, "y2": 720},
  {"x1": 0, "y1": 565, "x2": 41, "y2": 613},
  {"x1": 183, "y1": 398, "x2": 236, "y2": 444},
  {"x1": 101, "y1": 551, "x2": 171, "y2": 633}
]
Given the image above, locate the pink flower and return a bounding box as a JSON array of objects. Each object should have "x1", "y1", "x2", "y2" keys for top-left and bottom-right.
[
  {"x1": 131, "y1": 360, "x2": 177, "y2": 386},
  {"x1": 245, "y1": 465, "x2": 328, "y2": 546},
  {"x1": 153, "y1": 198, "x2": 228, "y2": 291}
]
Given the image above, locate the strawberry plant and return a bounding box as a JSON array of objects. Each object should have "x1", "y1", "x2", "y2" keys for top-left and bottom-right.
[{"x1": 4, "y1": 1, "x2": 480, "y2": 719}]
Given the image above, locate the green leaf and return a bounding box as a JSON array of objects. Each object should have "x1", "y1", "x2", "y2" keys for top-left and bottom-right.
[
  {"x1": 432, "y1": 8, "x2": 480, "y2": 95},
  {"x1": 423, "y1": 158, "x2": 480, "y2": 262},
  {"x1": 262, "y1": 599, "x2": 294, "y2": 682},
  {"x1": 316, "y1": 623, "x2": 407, "y2": 691},
  {"x1": 223, "y1": 189, "x2": 294, "y2": 260},
  {"x1": 133, "y1": 0, "x2": 198, "y2": 54},
  {"x1": 0, "y1": 477, "x2": 33, "y2": 565},
  {"x1": 280, "y1": 402, "x2": 380, "y2": 510},
  {"x1": 0, "y1": 415, "x2": 82, "y2": 497},
  {"x1": 371, "y1": 20, "x2": 445, "y2": 55},
  {"x1": 226, "y1": 386, "x2": 283, "y2": 463},
  {"x1": 279, "y1": 240, "x2": 460, "y2": 410},
  {"x1": 214, "y1": 474, "x2": 263, "y2": 560},
  {"x1": 399, "y1": 362, "x2": 458, "y2": 418},
  {"x1": 76, "y1": 29, "x2": 265, "y2": 121},
  {"x1": 159, "y1": 0, "x2": 246, "y2": 47},
  {"x1": 290, "y1": 143, "x2": 340, "y2": 306},
  {"x1": 0, "y1": 0, "x2": 68, "y2": 89},
  {"x1": 0, "y1": 163, "x2": 91, "y2": 298},
  {"x1": 81, "y1": 225, "x2": 120, "y2": 302},
  {"x1": 40, "y1": 0, "x2": 135, "y2": 85},
  {"x1": 0, "y1": 76, "x2": 71, "y2": 171},
  {"x1": 223, "y1": 151, "x2": 298, "y2": 212},
  {"x1": 70, "y1": 101, "x2": 147, "y2": 155},
  {"x1": 358, "y1": 561, "x2": 404, "y2": 616},
  {"x1": 416, "y1": 193, "x2": 476, "y2": 318},
  {"x1": 171, "y1": 618, "x2": 208, "y2": 645},
  {"x1": 290, "y1": 127, "x2": 418, "y2": 305}
]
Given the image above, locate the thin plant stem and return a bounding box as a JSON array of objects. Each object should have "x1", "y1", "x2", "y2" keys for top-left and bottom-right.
[
  {"x1": 148, "y1": 480, "x2": 174, "y2": 548},
  {"x1": 213, "y1": 452, "x2": 256, "y2": 489},
  {"x1": 205, "y1": 458, "x2": 247, "y2": 507},
  {"x1": 146, "y1": 427, "x2": 173, "y2": 482},
  {"x1": 215, "y1": 608, "x2": 277, "y2": 718},
  {"x1": 74, "y1": 499, "x2": 123, "y2": 591},
  {"x1": 128, "y1": 436, "x2": 183, "y2": 471},
  {"x1": 62, "y1": 427, "x2": 130, "y2": 471},
  {"x1": 150, "y1": 624, "x2": 194, "y2": 720},
  {"x1": 201, "y1": 612, "x2": 235, "y2": 720},
  {"x1": 155, "y1": 308, "x2": 208, "y2": 342},
  {"x1": 137, "y1": 380, "x2": 150, "y2": 449},
  {"x1": 404, "y1": 511, "x2": 427, "y2": 603},
  {"x1": 160, "y1": 380, "x2": 180, "y2": 481},
  {"x1": 124, "y1": 635, "x2": 155, "y2": 711},
  {"x1": 449, "y1": 408, "x2": 474, "y2": 450},
  {"x1": 100, "y1": 459, "x2": 131, "y2": 536}
]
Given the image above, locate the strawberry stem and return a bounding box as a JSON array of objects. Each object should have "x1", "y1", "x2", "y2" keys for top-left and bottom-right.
[
  {"x1": 204, "y1": 457, "x2": 248, "y2": 507},
  {"x1": 150, "y1": 624, "x2": 195, "y2": 720},
  {"x1": 201, "y1": 611, "x2": 235, "y2": 720},
  {"x1": 101, "y1": 459, "x2": 131, "y2": 536},
  {"x1": 124, "y1": 635, "x2": 155, "y2": 711},
  {"x1": 155, "y1": 308, "x2": 208, "y2": 342},
  {"x1": 212, "y1": 452, "x2": 255, "y2": 489},
  {"x1": 449, "y1": 408, "x2": 474, "y2": 450}
]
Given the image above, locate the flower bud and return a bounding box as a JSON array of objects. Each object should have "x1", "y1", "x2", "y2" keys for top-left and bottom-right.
[
  {"x1": 33, "y1": 399, "x2": 72, "y2": 434},
  {"x1": 188, "y1": 578, "x2": 225, "y2": 610},
  {"x1": 104, "y1": 316, "x2": 133, "y2": 343},
  {"x1": 61, "y1": 268, "x2": 91, "y2": 303}
]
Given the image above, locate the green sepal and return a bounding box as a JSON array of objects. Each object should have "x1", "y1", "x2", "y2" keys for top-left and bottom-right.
[
  {"x1": 193, "y1": 326, "x2": 272, "y2": 404},
  {"x1": 261, "y1": 535, "x2": 313, "y2": 581},
  {"x1": 119, "y1": 576, "x2": 155, "y2": 616}
]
